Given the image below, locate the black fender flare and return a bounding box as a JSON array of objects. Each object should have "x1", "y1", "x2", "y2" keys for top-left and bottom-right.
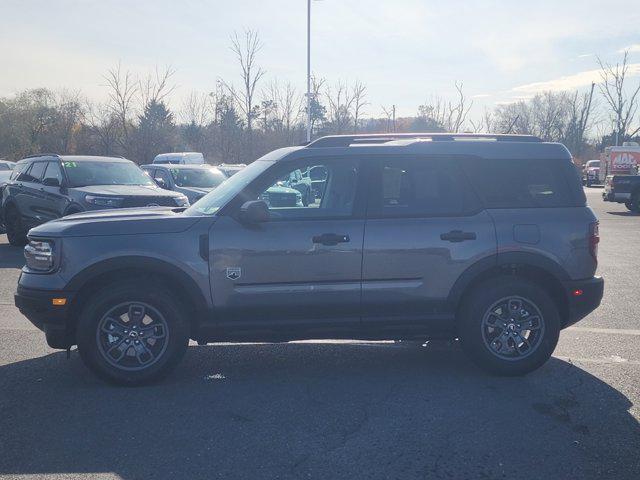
[
  {"x1": 447, "y1": 251, "x2": 570, "y2": 308},
  {"x1": 65, "y1": 256, "x2": 210, "y2": 322}
]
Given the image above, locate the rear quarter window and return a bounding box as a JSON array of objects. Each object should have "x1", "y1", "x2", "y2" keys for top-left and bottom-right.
[{"x1": 462, "y1": 158, "x2": 580, "y2": 208}]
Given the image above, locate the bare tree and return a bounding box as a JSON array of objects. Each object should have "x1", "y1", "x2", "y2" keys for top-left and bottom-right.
[
  {"x1": 103, "y1": 62, "x2": 138, "y2": 147},
  {"x1": 325, "y1": 81, "x2": 356, "y2": 134},
  {"x1": 597, "y1": 51, "x2": 640, "y2": 144},
  {"x1": 565, "y1": 83, "x2": 596, "y2": 156},
  {"x1": 53, "y1": 89, "x2": 84, "y2": 153},
  {"x1": 352, "y1": 81, "x2": 368, "y2": 132},
  {"x1": 469, "y1": 108, "x2": 495, "y2": 133},
  {"x1": 85, "y1": 101, "x2": 120, "y2": 155},
  {"x1": 139, "y1": 65, "x2": 177, "y2": 110},
  {"x1": 180, "y1": 90, "x2": 212, "y2": 127},
  {"x1": 418, "y1": 82, "x2": 473, "y2": 132},
  {"x1": 224, "y1": 29, "x2": 266, "y2": 134},
  {"x1": 381, "y1": 105, "x2": 396, "y2": 132}
]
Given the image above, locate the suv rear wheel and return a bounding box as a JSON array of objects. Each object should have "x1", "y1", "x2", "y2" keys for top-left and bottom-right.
[
  {"x1": 458, "y1": 276, "x2": 560, "y2": 376},
  {"x1": 4, "y1": 204, "x2": 28, "y2": 246},
  {"x1": 76, "y1": 280, "x2": 190, "y2": 386},
  {"x1": 626, "y1": 192, "x2": 640, "y2": 212}
]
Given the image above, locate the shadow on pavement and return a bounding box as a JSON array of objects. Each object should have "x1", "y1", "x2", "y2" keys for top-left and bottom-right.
[
  {"x1": 0, "y1": 239, "x2": 24, "y2": 269},
  {"x1": 607, "y1": 211, "x2": 640, "y2": 217},
  {"x1": 1, "y1": 342, "x2": 639, "y2": 479}
]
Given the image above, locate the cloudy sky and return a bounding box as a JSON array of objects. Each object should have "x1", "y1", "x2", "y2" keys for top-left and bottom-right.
[{"x1": 2, "y1": 0, "x2": 640, "y2": 120}]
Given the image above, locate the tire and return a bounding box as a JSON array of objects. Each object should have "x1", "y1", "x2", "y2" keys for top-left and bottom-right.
[
  {"x1": 76, "y1": 280, "x2": 190, "y2": 386},
  {"x1": 458, "y1": 276, "x2": 560, "y2": 376},
  {"x1": 626, "y1": 193, "x2": 640, "y2": 212},
  {"x1": 4, "y1": 204, "x2": 28, "y2": 246}
]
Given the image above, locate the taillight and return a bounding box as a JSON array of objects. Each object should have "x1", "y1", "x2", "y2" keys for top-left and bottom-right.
[{"x1": 589, "y1": 222, "x2": 599, "y2": 265}]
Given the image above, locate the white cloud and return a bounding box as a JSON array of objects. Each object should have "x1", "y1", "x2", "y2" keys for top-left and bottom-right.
[
  {"x1": 578, "y1": 53, "x2": 594, "y2": 58},
  {"x1": 471, "y1": 94, "x2": 491, "y2": 98},
  {"x1": 618, "y1": 44, "x2": 640, "y2": 53},
  {"x1": 512, "y1": 64, "x2": 640, "y2": 93}
]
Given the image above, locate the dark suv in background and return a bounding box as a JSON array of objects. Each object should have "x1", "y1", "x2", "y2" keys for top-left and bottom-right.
[
  {"x1": 1, "y1": 154, "x2": 189, "y2": 245},
  {"x1": 14, "y1": 134, "x2": 603, "y2": 385}
]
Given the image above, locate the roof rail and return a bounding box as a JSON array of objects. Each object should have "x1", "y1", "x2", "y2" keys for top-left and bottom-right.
[
  {"x1": 306, "y1": 133, "x2": 542, "y2": 148},
  {"x1": 23, "y1": 153, "x2": 61, "y2": 159}
]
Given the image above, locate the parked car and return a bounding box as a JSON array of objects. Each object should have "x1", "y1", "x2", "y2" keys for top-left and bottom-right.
[
  {"x1": 1, "y1": 154, "x2": 189, "y2": 246},
  {"x1": 282, "y1": 167, "x2": 314, "y2": 206},
  {"x1": 217, "y1": 163, "x2": 246, "y2": 177},
  {"x1": 15, "y1": 133, "x2": 603, "y2": 385},
  {"x1": 0, "y1": 160, "x2": 16, "y2": 171},
  {"x1": 141, "y1": 164, "x2": 227, "y2": 204},
  {"x1": 153, "y1": 152, "x2": 204, "y2": 165},
  {"x1": 582, "y1": 159, "x2": 601, "y2": 187},
  {"x1": 603, "y1": 173, "x2": 640, "y2": 211}
]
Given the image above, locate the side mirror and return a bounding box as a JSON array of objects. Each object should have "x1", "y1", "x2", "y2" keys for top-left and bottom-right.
[
  {"x1": 42, "y1": 178, "x2": 60, "y2": 187},
  {"x1": 239, "y1": 200, "x2": 269, "y2": 224}
]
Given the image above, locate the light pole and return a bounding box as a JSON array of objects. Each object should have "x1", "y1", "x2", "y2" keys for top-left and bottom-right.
[{"x1": 306, "y1": 0, "x2": 312, "y2": 143}]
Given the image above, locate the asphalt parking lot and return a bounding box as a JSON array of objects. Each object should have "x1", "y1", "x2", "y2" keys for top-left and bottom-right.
[{"x1": 0, "y1": 187, "x2": 639, "y2": 480}]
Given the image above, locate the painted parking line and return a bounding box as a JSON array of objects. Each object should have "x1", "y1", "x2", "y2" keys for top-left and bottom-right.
[
  {"x1": 555, "y1": 355, "x2": 640, "y2": 366},
  {"x1": 566, "y1": 326, "x2": 640, "y2": 336}
]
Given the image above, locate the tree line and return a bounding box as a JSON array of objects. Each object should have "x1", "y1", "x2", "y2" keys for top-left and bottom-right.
[{"x1": 1, "y1": 30, "x2": 638, "y2": 165}]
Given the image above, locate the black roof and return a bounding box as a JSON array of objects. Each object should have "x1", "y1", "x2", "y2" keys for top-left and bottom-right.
[{"x1": 282, "y1": 133, "x2": 572, "y2": 161}]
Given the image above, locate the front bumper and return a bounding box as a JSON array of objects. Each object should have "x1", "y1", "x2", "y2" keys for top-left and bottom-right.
[
  {"x1": 15, "y1": 285, "x2": 76, "y2": 345},
  {"x1": 562, "y1": 276, "x2": 604, "y2": 327}
]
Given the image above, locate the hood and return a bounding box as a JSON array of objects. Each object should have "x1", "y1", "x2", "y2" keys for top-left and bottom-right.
[
  {"x1": 73, "y1": 184, "x2": 183, "y2": 198},
  {"x1": 28, "y1": 207, "x2": 203, "y2": 238},
  {"x1": 176, "y1": 186, "x2": 213, "y2": 198}
]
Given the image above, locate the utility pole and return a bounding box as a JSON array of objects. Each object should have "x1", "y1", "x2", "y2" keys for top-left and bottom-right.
[{"x1": 306, "y1": 0, "x2": 312, "y2": 143}]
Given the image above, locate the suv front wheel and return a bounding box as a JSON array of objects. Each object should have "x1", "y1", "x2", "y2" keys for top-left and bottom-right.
[
  {"x1": 4, "y1": 204, "x2": 28, "y2": 246},
  {"x1": 76, "y1": 280, "x2": 190, "y2": 386},
  {"x1": 458, "y1": 276, "x2": 560, "y2": 376}
]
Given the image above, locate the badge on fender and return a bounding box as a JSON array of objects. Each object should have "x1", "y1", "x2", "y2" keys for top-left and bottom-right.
[{"x1": 226, "y1": 267, "x2": 241, "y2": 280}]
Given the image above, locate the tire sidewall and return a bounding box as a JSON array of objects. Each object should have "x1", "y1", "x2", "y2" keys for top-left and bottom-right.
[
  {"x1": 5, "y1": 204, "x2": 27, "y2": 246},
  {"x1": 458, "y1": 277, "x2": 560, "y2": 376},
  {"x1": 76, "y1": 282, "x2": 189, "y2": 386}
]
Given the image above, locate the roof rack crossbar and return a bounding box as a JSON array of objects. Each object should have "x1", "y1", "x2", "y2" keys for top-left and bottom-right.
[
  {"x1": 306, "y1": 133, "x2": 541, "y2": 148},
  {"x1": 23, "y1": 153, "x2": 61, "y2": 159}
]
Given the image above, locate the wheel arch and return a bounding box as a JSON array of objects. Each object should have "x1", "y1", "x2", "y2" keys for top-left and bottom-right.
[
  {"x1": 66, "y1": 256, "x2": 209, "y2": 334},
  {"x1": 449, "y1": 252, "x2": 570, "y2": 327}
]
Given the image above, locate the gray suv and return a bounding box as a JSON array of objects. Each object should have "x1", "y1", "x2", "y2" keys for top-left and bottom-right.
[
  {"x1": 14, "y1": 134, "x2": 604, "y2": 385},
  {"x1": 1, "y1": 155, "x2": 189, "y2": 246}
]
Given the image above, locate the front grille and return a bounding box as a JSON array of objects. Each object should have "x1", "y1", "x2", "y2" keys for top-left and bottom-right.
[{"x1": 121, "y1": 196, "x2": 176, "y2": 208}]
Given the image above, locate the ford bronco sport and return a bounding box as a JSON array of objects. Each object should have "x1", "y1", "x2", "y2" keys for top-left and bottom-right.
[{"x1": 14, "y1": 134, "x2": 604, "y2": 385}]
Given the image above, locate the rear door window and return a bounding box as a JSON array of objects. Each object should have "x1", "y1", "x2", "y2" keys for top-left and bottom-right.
[
  {"x1": 462, "y1": 158, "x2": 572, "y2": 208},
  {"x1": 370, "y1": 157, "x2": 468, "y2": 217}
]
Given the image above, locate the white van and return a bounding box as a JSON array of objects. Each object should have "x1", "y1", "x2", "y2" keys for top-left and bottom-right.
[{"x1": 153, "y1": 152, "x2": 205, "y2": 165}]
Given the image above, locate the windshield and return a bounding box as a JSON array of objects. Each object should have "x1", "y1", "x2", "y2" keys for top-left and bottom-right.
[
  {"x1": 170, "y1": 168, "x2": 226, "y2": 188},
  {"x1": 184, "y1": 160, "x2": 272, "y2": 215},
  {"x1": 63, "y1": 161, "x2": 155, "y2": 188}
]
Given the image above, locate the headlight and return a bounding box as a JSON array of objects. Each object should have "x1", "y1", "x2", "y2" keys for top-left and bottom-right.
[
  {"x1": 24, "y1": 239, "x2": 56, "y2": 272},
  {"x1": 85, "y1": 195, "x2": 124, "y2": 208},
  {"x1": 174, "y1": 195, "x2": 190, "y2": 207}
]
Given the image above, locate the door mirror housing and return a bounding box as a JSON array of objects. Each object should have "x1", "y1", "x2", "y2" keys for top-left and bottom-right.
[
  {"x1": 239, "y1": 200, "x2": 270, "y2": 224},
  {"x1": 42, "y1": 177, "x2": 60, "y2": 187}
]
